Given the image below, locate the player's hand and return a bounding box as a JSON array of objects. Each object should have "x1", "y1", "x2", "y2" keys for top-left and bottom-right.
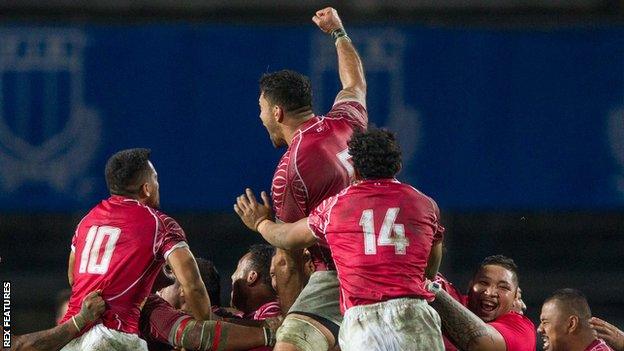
[
  {"x1": 512, "y1": 287, "x2": 527, "y2": 315},
  {"x1": 312, "y1": 7, "x2": 344, "y2": 34},
  {"x1": 234, "y1": 188, "x2": 273, "y2": 232},
  {"x1": 590, "y1": 317, "x2": 624, "y2": 351},
  {"x1": 79, "y1": 290, "x2": 105, "y2": 324}
]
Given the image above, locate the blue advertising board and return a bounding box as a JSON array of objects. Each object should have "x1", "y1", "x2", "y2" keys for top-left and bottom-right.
[{"x1": 0, "y1": 24, "x2": 622, "y2": 211}]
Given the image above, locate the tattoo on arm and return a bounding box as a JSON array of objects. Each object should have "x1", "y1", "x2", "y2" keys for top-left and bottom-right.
[
  {"x1": 16, "y1": 322, "x2": 77, "y2": 351},
  {"x1": 430, "y1": 289, "x2": 496, "y2": 351}
]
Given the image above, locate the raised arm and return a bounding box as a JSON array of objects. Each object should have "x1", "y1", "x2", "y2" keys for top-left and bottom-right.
[
  {"x1": 11, "y1": 290, "x2": 104, "y2": 351},
  {"x1": 167, "y1": 248, "x2": 212, "y2": 320},
  {"x1": 428, "y1": 283, "x2": 507, "y2": 351},
  {"x1": 312, "y1": 7, "x2": 366, "y2": 107},
  {"x1": 234, "y1": 189, "x2": 317, "y2": 250}
]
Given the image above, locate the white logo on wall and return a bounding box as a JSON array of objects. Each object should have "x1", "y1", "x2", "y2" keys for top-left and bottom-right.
[
  {"x1": 310, "y1": 29, "x2": 421, "y2": 182},
  {"x1": 608, "y1": 107, "x2": 624, "y2": 197},
  {"x1": 0, "y1": 29, "x2": 100, "y2": 197}
]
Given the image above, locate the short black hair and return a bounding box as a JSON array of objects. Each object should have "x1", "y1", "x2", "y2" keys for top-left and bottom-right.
[
  {"x1": 247, "y1": 244, "x2": 275, "y2": 290},
  {"x1": 348, "y1": 128, "x2": 402, "y2": 179},
  {"x1": 476, "y1": 255, "x2": 520, "y2": 286},
  {"x1": 196, "y1": 258, "x2": 221, "y2": 307},
  {"x1": 544, "y1": 288, "x2": 592, "y2": 322},
  {"x1": 105, "y1": 148, "x2": 152, "y2": 196},
  {"x1": 259, "y1": 70, "x2": 312, "y2": 113}
]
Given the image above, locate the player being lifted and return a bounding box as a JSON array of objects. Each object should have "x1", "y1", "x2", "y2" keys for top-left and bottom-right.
[
  {"x1": 253, "y1": 7, "x2": 368, "y2": 351},
  {"x1": 236, "y1": 128, "x2": 445, "y2": 350}
]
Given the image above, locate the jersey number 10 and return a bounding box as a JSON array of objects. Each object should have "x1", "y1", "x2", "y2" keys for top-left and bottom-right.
[
  {"x1": 79, "y1": 225, "x2": 121, "y2": 274},
  {"x1": 359, "y1": 208, "x2": 409, "y2": 255}
]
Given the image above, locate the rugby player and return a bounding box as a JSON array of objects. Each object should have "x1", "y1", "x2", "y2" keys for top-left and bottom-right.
[
  {"x1": 231, "y1": 245, "x2": 281, "y2": 322},
  {"x1": 236, "y1": 128, "x2": 445, "y2": 350},
  {"x1": 428, "y1": 255, "x2": 536, "y2": 351},
  {"x1": 140, "y1": 258, "x2": 276, "y2": 351},
  {"x1": 255, "y1": 6, "x2": 367, "y2": 351},
  {"x1": 539, "y1": 289, "x2": 614, "y2": 351},
  {"x1": 60, "y1": 148, "x2": 211, "y2": 350}
]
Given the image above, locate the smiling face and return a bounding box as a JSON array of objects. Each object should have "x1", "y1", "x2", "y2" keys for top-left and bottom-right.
[
  {"x1": 538, "y1": 300, "x2": 571, "y2": 351},
  {"x1": 467, "y1": 264, "x2": 518, "y2": 322}
]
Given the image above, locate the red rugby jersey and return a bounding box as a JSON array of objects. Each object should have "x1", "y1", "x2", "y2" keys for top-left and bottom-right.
[
  {"x1": 271, "y1": 101, "x2": 367, "y2": 271},
  {"x1": 61, "y1": 195, "x2": 187, "y2": 334},
  {"x1": 584, "y1": 339, "x2": 615, "y2": 351},
  {"x1": 307, "y1": 179, "x2": 444, "y2": 313}
]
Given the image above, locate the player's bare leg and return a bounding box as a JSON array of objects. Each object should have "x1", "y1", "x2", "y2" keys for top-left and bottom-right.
[{"x1": 274, "y1": 313, "x2": 336, "y2": 351}]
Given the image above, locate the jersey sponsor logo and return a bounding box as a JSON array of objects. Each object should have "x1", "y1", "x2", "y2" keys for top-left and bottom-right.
[
  {"x1": 310, "y1": 29, "x2": 421, "y2": 183},
  {"x1": 0, "y1": 29, "x2": 101, "y2": 196},
  {"x1": 608, "y1": 107, "x2": 624, "y2": 197}
]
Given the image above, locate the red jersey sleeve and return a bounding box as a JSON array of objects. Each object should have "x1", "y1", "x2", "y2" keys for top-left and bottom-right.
[
  {"x1": 326, "y1": 101, "x2": 368, "y2": 130},
  {"x1": 489, "y1": 312, "x2": 537, "y2": 351},
  {"x1": 307, "y1": 195, "x2": 340, "y2": 244},
  {"x1": 154, "y1": 213, "x2": 188, "y2": 261},
  {"x1": 140, "y1": 294, "x2": 192, "y2": 347}
]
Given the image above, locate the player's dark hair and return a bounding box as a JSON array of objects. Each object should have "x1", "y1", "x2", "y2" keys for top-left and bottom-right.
[
  {"x1": 259, "y1": 70, "x2": 312, "y2": 113},
  {"x1": 105, "y1": 148, "x2": 152, "y2": 196},
  {"x1": 247, "y1": 244, "x2": 276, "y2": 292},
  {"x1": 476, "y1": 254, "x2": 520, "y2": 286},
  {"x1": 544, "y1": 288, "x2": 592, "y2": 323},
  {"x1": 196, "y1": 258, "x2": 221, "y2": 307},
  {"x1": 348, "y1": 128, "x2": 402, "y2": 179}
]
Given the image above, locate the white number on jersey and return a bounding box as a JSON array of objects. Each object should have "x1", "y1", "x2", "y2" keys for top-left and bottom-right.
[
  {"x1": 78, "y1": 225, "x2": 121, "y2": 274},
  {"x1": 336, "y1": 148, "x2": 355, "y2": 179},
  {"x1": 359, "y1": 208, "x2": 409, "y2": 255}
]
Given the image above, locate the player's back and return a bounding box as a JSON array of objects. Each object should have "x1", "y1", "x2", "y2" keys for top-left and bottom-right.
[
  {"x1": 62, "y1": 195, "x2": 182, "y2": 334},
  {"x1": 318, "y1": 179, "x2": 442, "y2": 312}
]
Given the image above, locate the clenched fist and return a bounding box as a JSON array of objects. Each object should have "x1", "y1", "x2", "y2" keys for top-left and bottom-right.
[{"x1": 312, "y1": 7, "x2": 344, "y2": 34}]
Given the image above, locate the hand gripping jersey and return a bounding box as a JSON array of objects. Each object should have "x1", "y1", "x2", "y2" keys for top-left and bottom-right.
[
  {"x1": 307, "y1": 179, "x2": 444, "y2": 313},
  {"x1": 60, "y1": 195, "x2": 188, "y2": 334},
  {"x1": 271, "y1": 101, "x2": 367, "y2": 271}
]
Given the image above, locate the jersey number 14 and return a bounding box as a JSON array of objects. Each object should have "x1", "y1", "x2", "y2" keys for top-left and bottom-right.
[
  {"x1": 79, "y1": 225, "x2": 121, "y2": 274},
  {"x1": 359, "y1": 208, "x2": 409, "y2": 255}
]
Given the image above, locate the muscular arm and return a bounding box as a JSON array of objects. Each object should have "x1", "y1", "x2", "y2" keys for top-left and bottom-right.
[
  {"x1": 425, "y1": 241, "x2": 443, "y2": 280},
  {"x1": 429, "y1": 284, "x2": 506, "y2": 351},
  {"x1": 12, "y1": 290, "x2": 105, "y2": 351},
  {"x1": 312, "y1": 7, "x2": 366, "y2": 106},
  {"x1": 175, "y1": 320, "x2": 272, "y2": 351},
  {"x1": 167, "y1": 247, "x2": 212, "y2": 320},
  {"x1": 334, "y1": 38, "x2": 366, "y2": 106},
  {"x1": 257, "y1": 218, "x2": 318, "y2": 251},
  {"x1": 12, "y1": 322, "x2": 79, "y2": 351}
]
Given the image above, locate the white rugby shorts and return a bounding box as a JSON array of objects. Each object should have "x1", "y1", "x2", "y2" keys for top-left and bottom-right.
[
  {"x1": 61, "y1": 323, "x2": 147, "y2": 351},
  {"x1": 339, "y1": 297, "x2": 444, "y2": 351}
]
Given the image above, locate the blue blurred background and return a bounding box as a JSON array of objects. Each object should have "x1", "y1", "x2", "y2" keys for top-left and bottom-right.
[{"x1": 0, "y1": 1, "x2": 622, "y2": 349}]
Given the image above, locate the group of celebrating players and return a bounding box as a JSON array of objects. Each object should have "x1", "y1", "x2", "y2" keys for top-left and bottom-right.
[{"x1": 7, "y1": 6, "x2": 624, "y2": 351}]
